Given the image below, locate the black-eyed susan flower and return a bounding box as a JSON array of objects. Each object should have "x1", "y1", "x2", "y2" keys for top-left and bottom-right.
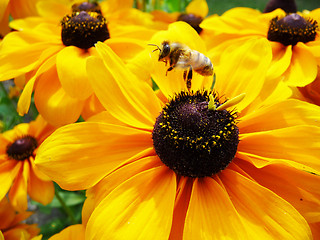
[
  {"x1": 0, "y1": 197, "x2": 41, "y2": 240},
  {"x1": 35, "y1": 22, "x2": 320, "y2": 239},
  {"x1": 151, "y1": 0, "x2": 209, "y2": 34},
  {"x1": 0, "y1": 0, "x2": 159, "y2": 126},
  {"x1": 0, "y1": 115, "x2": 56, "y2": 212},
  {"x1": 200, "y1": 7, "x2": 320, "y2": 87}
]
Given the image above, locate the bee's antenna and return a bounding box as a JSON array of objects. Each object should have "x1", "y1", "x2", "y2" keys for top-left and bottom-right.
[{"x1": 148, "y1": 43, "x2": 161, "y2": 53}]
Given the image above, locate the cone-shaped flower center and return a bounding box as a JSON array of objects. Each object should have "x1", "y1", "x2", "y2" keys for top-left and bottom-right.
[
  {"x1": 177, "y1": 13, "x2": 203, "y2": 34},
  {"x1": 72, "y1": 1, "x2": 102, "y2": 14},
  {"x1": 61, "y1": 11, "x2": 110, "y2": 49},
  {"x1": 263, "y1": 0, "x2": 297, "y2": 13},
  {"x1": 152, "y1": 91, "x2": 239, "y2": 178},
  {"x1": 6, "y1": 135, "x2": 38, "y2": 161},
  {"x1": 267, "y1": 13, "x2": 318, "y2": 46}
]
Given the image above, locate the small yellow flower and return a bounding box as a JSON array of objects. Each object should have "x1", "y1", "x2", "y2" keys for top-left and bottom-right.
[{"x1": 0, "y1": 115, "x2": 56, "y2": 211}]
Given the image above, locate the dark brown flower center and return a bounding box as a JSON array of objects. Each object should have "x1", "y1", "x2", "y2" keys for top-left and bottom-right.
[
  {"x1": 267, "y1": 13, "x2": 318, "y2": 46},
  {"x1": 6, "y1": 135, "x2": 38, "y2": 161},
  {"x1": 177, "y1": 13, "x2": 203, "y2": 34},
  {"x1": 152, "y1": 91, "x2": 239, "y2": 178},
  {"x1": 61, "y1": 11, "x2": 110, "y2": 49},
  {"x1": 72, "y1": 1, "x2": 102, "y2": 14},
  {"x1": 264, "y1": 0, "x2": 297, "y2": 13}
]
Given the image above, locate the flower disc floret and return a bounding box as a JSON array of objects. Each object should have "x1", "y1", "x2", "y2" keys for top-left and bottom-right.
[
  {"x1": 61, "y1": 11, "x2": 110, "y2": 49},
  {"x1": 267, "y1": 13, "x2": 318, "y2": 46},
  {"x1": 152, "y1": 90, "x2": 239, "y2": 178},
  {"x1": 6, "y1": 135, "x2": 38, "y2": 161},
  {"x1": 72, "y1": 1, "x2": 102, "y2": 14}
]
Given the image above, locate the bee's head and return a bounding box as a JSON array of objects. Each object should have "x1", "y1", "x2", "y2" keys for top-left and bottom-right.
[{"x1": 159, "y1": 41, "x2": 171, "y2": 60}]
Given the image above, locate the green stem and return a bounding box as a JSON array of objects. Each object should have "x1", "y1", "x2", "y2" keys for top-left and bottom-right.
[{"x1": 55, "y1": 190, "x2": 77, "y2": 225}]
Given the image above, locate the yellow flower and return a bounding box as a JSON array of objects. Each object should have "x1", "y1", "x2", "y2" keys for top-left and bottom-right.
[
  {"x1": 200, "y1": 7, "x2": 320, "y2": 87},
  {"x1": 0, "y1": 115, "x2": 55, "y2": 211},
  {"x1": 0, "y1": 197, "x2": 40, "y2": 240},
  {"x1": 0, "y1": 0, "x2": 158, "y2": 126},
  {"x1": 35, "y1": 22, "x2": 320, "y2": 239},
  {"x1": 48, "y1": 224, "x2": 85, "y2": 240}
]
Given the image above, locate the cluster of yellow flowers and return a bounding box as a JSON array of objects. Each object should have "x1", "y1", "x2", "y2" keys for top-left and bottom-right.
[{"x1": 0, "y1": 0, "x2": 320, "y2": 239}]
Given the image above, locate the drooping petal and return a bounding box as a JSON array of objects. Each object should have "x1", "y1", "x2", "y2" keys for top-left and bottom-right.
[
  {"x1": 214, "y1": 37, "x2": 272, "y2": 112},
  {"x1": 35, "y1": 122, "x2": 152, "y2": 190},
  {"x1": 56, "y1": 46, "x2": 93, "y2": 100},
  {"x1": 221, "y1": 169, "x2": 312, "y2": 239},
  {"x1": 87, "y1": 42, "x2": 161, "y2": 130},
  {"x1": 34, "y1": 67, "x2": 84, "y2": 127},
  {"x1": 237, "y1": 159, "x2": 320, "y2": 223},
  {"x1": 27, "y1": 162, "x2": 54, "y2": 206},
  {"x1": 0, "y1": 160, "x2": 20, "y2": 205},
  {"x1": 86, "y1": 165, "x2": 176, "y2": 240},
  {"x1": 267, "y1": 42, "x2": 292, "y2": 80},
  {"x1": 17, "y1": 54, "x2": 57, "y2": 116},
  {"x1": 8, "y1": 161, "x2": 29, "y2": 211},
  {"x1": 184, "y1": 177, "x2": 251, "y2": 239},
  {"x1": 283, "y1": 45, "x2": 317, "y2": 87},
  {"x1": 239, "y1": 99, "x2": 320, "y2": 133}
]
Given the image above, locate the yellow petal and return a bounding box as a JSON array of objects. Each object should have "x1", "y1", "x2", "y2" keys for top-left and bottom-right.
[
  {"x1": 106, "y1": 38, "x2": 145, "y2": 61},
  {"x1": 184, "y1": 177, "x2": 250, "y2": 239},
  {"x1": 56, "y1": 46, "x2": 93, "y2": 100},
  {"x1": 239, "y1": 125, "x2": 320, "y2": 172},
  {"x1": 17, "y1": 54, "x2": 57, "y2": 116},
  {"x1": 49, "y1": 224, "x2": 85, "y2": 240},
  {"x1": 8, "y1": 160, "x2": 29, "y2": 211},
  {"x1": 239, "y1": 99, "x2": 320, "y2": 133},
  {"x1": 283, "y1": 45, "x2": 317, "y2": 87},
  {"x1": 215, "y1": 37, "x2": 272, "y2": 112},
  {"x1": 221, "y1": 169, "x2": 312, "y2": 239},
  {"x1": 267, "y1": 42, "x2": 292, "y2": 79},
  {"x1": 35, "y1": 122, "x2": 152, "y2": 190},
  {"x1": 87, "y1": 42, "x2": 161, "y2": 130},
  {"x1": 0, "y1": 161, "x2": 20, "y2": 208},
  {"x1": 34, "y1": 67, "x2": 84, "y2": 127},
  {"x1": 237, "y1": 159, "x2": 320, "y2": 223},
  {"x1": 186, "y1": 0, "x2": 208, "y2": 18},
  {"x1": 86, "y1": 166, "x2": 176, "y2": 240},
  {"x1": 28, "y1": 166, "x2": 54, "y2": 206}
]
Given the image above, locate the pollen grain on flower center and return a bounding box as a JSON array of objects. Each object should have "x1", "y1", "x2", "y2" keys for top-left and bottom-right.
[
  {"x1": 267, "y1": 13, "x2": 318, "y2": 46},
  {"x1": 6, "y1": 135, "x2": 38, "y2": 161},
  {"x1": 152, "y1": 91, "x2": 239, "y2": 178},
  {"x1": 61, "y1": 10, "x2": 110, "y2": 49}
]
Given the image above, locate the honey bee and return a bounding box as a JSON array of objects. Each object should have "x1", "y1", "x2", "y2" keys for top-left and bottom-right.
[{"x1": 150, "y1": 41, "x2": 214, "y2": 91}]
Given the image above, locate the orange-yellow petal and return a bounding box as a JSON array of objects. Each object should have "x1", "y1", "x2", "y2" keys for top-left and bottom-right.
[
  {"x1": 239, "y1": 125, "x2": 320, "y2": 172},
  {"x1": 221, "y1": 168, "x2": 312, "y2": 239},
  {"x1": 86, "y1": 165, "x2": 176, "y2": 240},
  {"x1": 184, "y1": 177, "x2": 250, "y2": 239},
  {"x1": 186, "y1": 0, "x2": 208, "y2": 18},
  {"x1": 8, "y1": 161, "x2": 29, "y2": 211},
  {"x1": 28, "y1": 165, "x2": 54, "y2": 206},
  {"x1": 0, "y1": 160, "x2": 20, "y2": 201},
  {"x1": 49, "y1": 224, "x2": 85, "y2": 240},
  {"x1": 87, "y1": 42, "x2": 161, "y2": 129},
  {"x1": 56, "y1": 46, "x2": 93, "y2": 100},
  {"x1": 283, "y1": 44, "x2": 317, "y2": 87},
  {"x1": 34, "y1": 67, "x2": 84, "y2": 127},
  {"x1": 35, "y1": 122, "x2": 152, "y2": 190},
  {"x1": 215, "y1": 37, "x2": 272, "y2": 112},
  {"x1": 237, "y1": 159, "x2": 320, "y2": 223},
  {"x1": 239, "y1": 99, "x2": 320, "y2": 133}
]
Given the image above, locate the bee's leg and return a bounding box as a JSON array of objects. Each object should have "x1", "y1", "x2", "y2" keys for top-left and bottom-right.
[
  {"x1": 185, "y1": 67, "x2": 193, "y2": 92},
  {"x1": 166, "y1": 66, "x2": 174, "y2": 76}
]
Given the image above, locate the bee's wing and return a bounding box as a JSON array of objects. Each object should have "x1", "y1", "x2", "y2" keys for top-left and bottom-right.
[{"x1": 174, "y1": 51, "x2": 192, "y2": 69}]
